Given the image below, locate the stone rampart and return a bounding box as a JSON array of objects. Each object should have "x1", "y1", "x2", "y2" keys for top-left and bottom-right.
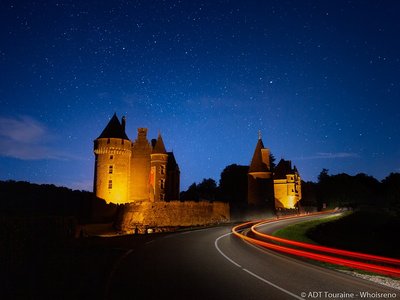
[{"x1": 115, "y1": 201, "x2": 230, "y2": 233}]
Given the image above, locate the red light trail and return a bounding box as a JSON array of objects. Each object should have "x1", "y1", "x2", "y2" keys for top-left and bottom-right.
[{"x1": 232, "y1": 213, "x2": 400, "y2": 278}]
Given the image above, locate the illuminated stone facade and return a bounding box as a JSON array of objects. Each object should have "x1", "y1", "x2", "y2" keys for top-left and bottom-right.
[
  {"x1": 248, "y1": 136, "x2": 302, "y2": 210},
  {"x1": 273, "y1": 159, "x2": 302, "y2": 209},
  {"x1": 94, "y1": 114, "x2": 230, "y2": 231},
  {"x1": 93, "y1": 114, "x2": 180, "y2": 205},
  {"x1": 116, "y1": 201, "x2": 230, "y2": 233}
]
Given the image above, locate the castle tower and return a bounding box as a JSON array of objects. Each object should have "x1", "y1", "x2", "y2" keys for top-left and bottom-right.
[
  {"x1": 93, "y1": 114, "x2": 131, "y2": 204},
  {"x1": 247, "y1": 134, "x2": 275, "y2": 209},
  {"x1": 130, "y1": 128, "x2": 152, "y2": 202},
  {"x1": 150, "y1": 133, "x2": 168, "y2": 201},
  {"x1": 274, "y1": 160, "x2": 302, "y2": 209}
]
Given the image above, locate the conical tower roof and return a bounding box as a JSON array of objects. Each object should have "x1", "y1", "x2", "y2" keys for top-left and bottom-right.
[
  {"x1": 167, "y1": 151, "x2": 178, "y2": 169},
  {"x1": 152, "y1": 133, "x2": 167, "y2": 154},
  {"x1": 97, "y1": 113, "x2": 129, "y2": 140},
  {"x1": 249, "y1": 138, "x2": 268, "y2": 173}
]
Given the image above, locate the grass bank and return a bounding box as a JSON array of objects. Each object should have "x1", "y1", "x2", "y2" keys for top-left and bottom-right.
[
  {"x1": 272, "y1": 210, "x2": 400, "y2": 278},
  {"x1": 272, "y1": 212, "x2": 350, "y2": 244}
]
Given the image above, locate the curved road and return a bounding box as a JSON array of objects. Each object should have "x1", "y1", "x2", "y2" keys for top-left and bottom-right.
[{"x1": 106, "y1": 215, "x2": 399, "y2": 300}]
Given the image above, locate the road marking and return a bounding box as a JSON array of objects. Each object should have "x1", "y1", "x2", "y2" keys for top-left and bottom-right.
[
  {"x1": 214, "y1": 232, "x2": 242, "y2": 268},
  {"x1": 242, "y1": 268, "x2": 305, "y2": 300},
  {"x1": 215, "y1": 232, "x2": 305, "y2": 300},
  {"x1": 178, "y1": 228, "x2": 208, "y2": 235}
]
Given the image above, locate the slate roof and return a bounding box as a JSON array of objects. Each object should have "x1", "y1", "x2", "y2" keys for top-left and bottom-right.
[
  {"x1": 167, "y1": 152, "x2": 179, "y2": 170},
  {"x1": 249, "y1": 138, "x2": 269, "y2": 172},
  {"x1": 97, "y1": 113, "x2": 129, "y2": 140},
  {"x1": 152, "y1": 133, "x2": 167, "y2": 154},
  {"x1": 274, "y1": 159, "x2": 294, "y2": 179}
]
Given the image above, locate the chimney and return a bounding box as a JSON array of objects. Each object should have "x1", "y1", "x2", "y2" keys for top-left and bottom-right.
[{"x1": 121, "y1": 116, "x2": 126, "y2": 132}]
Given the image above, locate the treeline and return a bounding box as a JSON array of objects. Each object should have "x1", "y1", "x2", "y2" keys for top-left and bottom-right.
[
  {"x1": 180, "y1": 164, "x2": 248, "y2": 204},
  {"x1": 2, "y1": 167, "x2": 399, "y2": 220},
  {"x1": 180, "y1": 165, "x2": 400, "y2": 217},
  {"x1": 303, "y1": 169, "x2": 400, "y2": 216},
  {"x1": 0, "y1": 180, "x2": 116, "y2": 223}
]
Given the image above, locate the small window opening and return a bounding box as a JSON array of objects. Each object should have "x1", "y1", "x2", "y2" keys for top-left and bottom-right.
[{"x1": 160, "y1": 179, "x2": 165, "y2": 190}]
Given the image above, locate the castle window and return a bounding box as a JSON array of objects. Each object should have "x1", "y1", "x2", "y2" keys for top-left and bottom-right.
[
  {"x1": 160, "y1": 165, "x2": 165, "y2": 175},
  {"x1": 110, "y1": 155, "x2": 113, "y2": 160},
  {"x1": 108, "y1": 180, "x2": 112, "y2": 189},
  {"x1": 107, "y1": 138, "x2": 110, "y2": 144},
  {"x1": 160, "y1": 179, "x2": 165, "y2": 190},
  {"x1": 160, "y1": 193, "x2": 165, "y2": 201},
  {"x1": 109, "y1": 165, "x2": 113, "y2": 174}
]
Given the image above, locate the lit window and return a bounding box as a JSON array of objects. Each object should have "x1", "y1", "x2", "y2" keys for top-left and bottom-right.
[
  {"x1": 108, "y1": 180, "x2": 112, "y2": 189},
  {"x1": 109, "y1": 165, "x2": 113, "y2": 174},
  {"x1": 160, "y1": 179, "x2": 165, "y2": 190}
]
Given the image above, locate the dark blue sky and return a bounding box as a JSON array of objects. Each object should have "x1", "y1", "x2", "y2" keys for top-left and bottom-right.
[{"x1": 1, "y1": 0, "x2": 399, "y2": 191}]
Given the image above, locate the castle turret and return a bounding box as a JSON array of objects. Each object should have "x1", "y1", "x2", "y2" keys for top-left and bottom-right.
[
  {"x1": 130, "y1": 128, "x2": 152, "y2": 201},
  {"x1": 93, "y1": 113, "x2": 131, "y2": 204},
  {"x1": 150, "y1": 133, "x2": 169, "y2": 201},
  {"x1": 247, "y1": 134, "x2": 275, "y2": 209}
]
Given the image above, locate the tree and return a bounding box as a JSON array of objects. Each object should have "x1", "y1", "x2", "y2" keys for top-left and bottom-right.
[
  {"x1": 381, "y1": 173, "x2": 400, "y2": 217},
  {"x1": 180, "y1": 183, "x2": 199, "y2": 201},
  {"x1": 318, "y1": 168, "x2": 329, "y2": 183},
  {"x1": 300, "y1": 180, "x2": 318, "y2": 207},
  {"x1": 197, "y1": 178, "x2": 218, "y2": 201},
  {"x1": 219, "y1": 164, "x2": 248, "y2": 204},
  {"x1": 180, "y1": 179, "x2": 219, "y2": 201},
  {"x1": 269, "y1": 153, "x2": 276, "y2": 171}
]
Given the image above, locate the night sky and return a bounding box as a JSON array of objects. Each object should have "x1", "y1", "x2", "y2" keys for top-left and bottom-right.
[{"x1": 1, "y1": 0, "x2": 399, "y2": 191}]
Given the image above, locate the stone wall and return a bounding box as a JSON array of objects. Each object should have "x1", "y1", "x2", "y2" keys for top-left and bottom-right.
[{"x1": 115, "y1": 201, "x2": 230, "y2": 233}]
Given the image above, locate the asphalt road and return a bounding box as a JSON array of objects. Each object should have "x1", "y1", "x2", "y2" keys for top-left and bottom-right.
[{"x1": 106, "y1": 215, "x2": 400, "y2": 300}]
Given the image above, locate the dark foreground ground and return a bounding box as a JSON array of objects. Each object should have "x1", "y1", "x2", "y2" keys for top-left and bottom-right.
[{"x1": 1, "y1": 226, "x2": 158, "y2": 300}]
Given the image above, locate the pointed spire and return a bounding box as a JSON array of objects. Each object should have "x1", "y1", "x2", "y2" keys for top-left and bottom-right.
[
  {"x1": 97, "y1": 113, "x2": 129, "y2": 140},
  {"x1": 152, "y1": 133, "x2": 167, "y2": 154},
  {"x1": 249, "y1": 138, "x2": 268, "y2": 173},
  {"x1": 258, "y1": 130, "x2": 262, "y2": 140}
]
